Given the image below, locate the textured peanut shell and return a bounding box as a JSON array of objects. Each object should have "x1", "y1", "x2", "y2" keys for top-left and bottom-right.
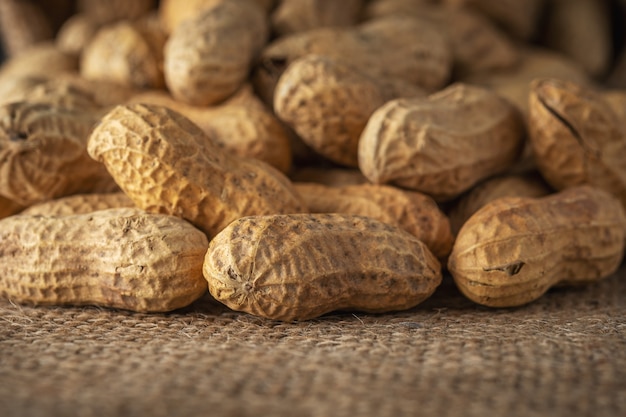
[
  {"x1": 0, "y1": 208, "x2": 208, "y2": 312},
  {"x1": 358, "y1": 83, "x2": 525, "y2": 201},
  {"x1": 203, "y1": 213, "x2": 442, "y2": 321},
  {"x1": 365, "y1": 0, "x2": 519, "y2": 75},
  {"x1": 274, "y1": 55, "x2": 389, "y2": 168},
  {"x1": 448, "y1": 186, "x2": 626, "y2": 307},
  {"x1": 271, "y1": 0, "x2": 364, "y2": 36},
  {"x1": 87, "y1": 103, "x2": 306, "y2": 238},
  {"x1": 128, "y1": 89, "x2": 292, "y2": 173},
  {"x1": 294, "y1": 183, "x2": 454, "y2": 260},
  {"x1": 0, "y1": 101, "x2": 116, "y2": 206},
  {"x1": 528, "y1": 78, "x2": 626, "y2": 208},
  {"x1": 81, "y1": 20, "x2": 166, "y2": 89},
  {"x1": 448, "y1": 173, "x2": 551, "y2": 235},
  {"x1": 164, "y1": 1, "x2": 268, "y2": 106},
  {"x1": 22, "y1": 192, "x2": 134, "y2": 216},
  {"x1": 253, "y1": 16, "x2": 451, "y2": 106},
  {"x1": 0, "y1": 43, "x2": 78, "y2": 83}
]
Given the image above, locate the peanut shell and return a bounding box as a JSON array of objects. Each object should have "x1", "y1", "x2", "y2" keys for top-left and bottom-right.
[
  {"x1": 22, "y1": 192, "x2": 134, "y2": 216},
  {"x1": 448, "y1": 186, "x2": 626, "y2": 307},
  {"x1": 203, "y1": 213, "x2": 442, "y2": 321},
  {"x1": 0, "y1": 208, "x2": 208, "y2": 312}
]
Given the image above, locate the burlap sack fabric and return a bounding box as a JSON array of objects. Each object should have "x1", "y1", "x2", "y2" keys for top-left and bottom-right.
[{"x1": 1, "y1": 264, "x2": 624, "y2": 417}]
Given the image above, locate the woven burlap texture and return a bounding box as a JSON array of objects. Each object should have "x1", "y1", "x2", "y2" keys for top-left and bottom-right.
[{"x1": 1, "y1": 266, "x2": 625, "y2": 417}]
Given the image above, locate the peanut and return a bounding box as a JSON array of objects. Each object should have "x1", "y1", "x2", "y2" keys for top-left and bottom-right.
[
  {"x1": 528, "y1": 78, "x2": 626, "y2": 208},
  {"x1": 448, "y1": 186, "x2": 626, "y2": 307},
  {"x1": 203, "y1": 213, "x2": 442, "y2": 321},
  {"x1": 87, "y1": 103, "x2": 307, "y2": 238},
  {"x1": 0, "y1": 208, "x2": 209, "y2": 312},
  {"x1": 294, "y1": 182, "x2": 454, "y2": 260},
  {"x1": 358, "y1": 83, "x2": 525, "y2": 201},
  {"x1": 274, "y1": 55, "x2": 425, "y2": 167},
  {"x1": 163, "y1": 0, "x2": 269, "y2": 106},
  {"x1": 0, "y1": 101, "x2": 117, "y2": 206},
  {"x1": 81, "y1": 19, "x2": 166, "y2": 89}
]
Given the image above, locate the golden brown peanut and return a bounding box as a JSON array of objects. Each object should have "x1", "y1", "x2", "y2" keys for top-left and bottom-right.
[
  {"x1": 448, "y1": 186, "x2": 626, "y2": 307},
  {"x1": 448, "y1": 173, "x2": 552, "y2": 235},
  {"x1": 274, "y1": 55, "x2": 424, "y2": 168},
  {"x1": 21, "y1": 192, "x2": 134, "y2": 216},
  {"x1": 87, "y1": 103, "x2": 307, "y2": 238},
  {"x1": 253, "y1": 15, "x2": 452, "y2": 106},
  {"x1": 271, "y1": 0, "x2": 364, "y2": 36},
  {"x1": 365, "y1": 0, "x2": 519, "y2": 76},
  {"x1": 0, "y1": 101, "x2": 116, "y2": 206},
  {"x1": 163, "y1": 0, "x2": 269, "y2": 106},
  {"x1": 81, "y1": 19, "x2": 166, "y2": 90},
  {"x1": 159, "y1": 0, "x2": 274, "y2": 34},
  {"x1": 128, "y1": 88, "x2": 292, "y2": 174},
  {"x1": 56, "y1": 13, "x2": 102, "y2": 56},
  {"x1": 203, "y1": 213, "x2": 442, "y2": 321},
  {"x1": 0, "y1": 0, "x2": 53, "y2": 56},
  {"x1": 77, "y1": 0, "x2": 157, "y2": 25},
  {"x1": 0, "y1": 194, "x2": 24, "y2": 219},
  {"x1": 0, "y1": 208, "x2": 209, "y2": 312},
  {"x1": 358, "y1": 83, "x2": 525, "y2": 201},
  {"x1": 544, "y1": 0, "x2": 611, "y2": 77},
  {"x1": 528, "y1": 78, "x2": 626, "y2": 208},
  {"x1": 294, "y1": 183, "x2": 454, "y2": 260},
  {"x1": 443, "y1": 0, "x2": 545, "y2": 40}
]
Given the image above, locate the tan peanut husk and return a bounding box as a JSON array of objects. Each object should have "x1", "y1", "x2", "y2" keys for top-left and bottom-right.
[
  {"x1": 0, "y1": 208, "x2": 209, "y2": 312},
  {"x1": 163, "y1": 0, "x2": 269, "y2": 106},
  {"x1": 81, "y1": 19, "x2": 166, "y2": 90},
  {"x1": 294, "y1": 182, "x2": 454, "y2": 260},
  {"x1": 56, "y1": 13, "x2": 103, "y2": 56},
  {"x1": 87, "y1": 103, "x2": 307, "y2": 238},
  {"x1": 203, "y1": 213, "x2": 442, "y2": 321},
  {"x1": 528, "y1": 78, "x2": 626, "y2": 208},
  {"x1": 358, "y1": 83, "x2": 525, "y2": 201},
  {"x1": 448, "y1": 186, "x2": 626, "y2": 308},
  {"x1": 0, "y1": 101, "x2": 117, "y2": 206},
  {"x1": 274, "y1": 55, "x2": 425, "y2": 168}
]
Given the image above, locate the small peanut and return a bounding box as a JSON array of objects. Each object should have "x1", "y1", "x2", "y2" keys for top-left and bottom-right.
[{"x1": 448, "y1": 186, "x2": 626, "y2": 307}]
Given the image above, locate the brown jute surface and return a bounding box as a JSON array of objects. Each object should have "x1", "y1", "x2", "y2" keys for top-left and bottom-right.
[{"x1": 1, "y1": 266, "x2": 625, "y2": 417}]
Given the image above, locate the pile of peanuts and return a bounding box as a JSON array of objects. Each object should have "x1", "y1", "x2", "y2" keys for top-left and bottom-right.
[{"x1": 0, "y1": 0, "x2": 625, "y2": 321}]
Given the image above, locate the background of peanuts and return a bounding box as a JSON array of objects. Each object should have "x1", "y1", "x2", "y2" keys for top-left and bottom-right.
[
  {"x1": 1, "y1": 1, "x2": 626, "y2": 417},
  {"x1": 1, "y1": 269, "x2": 624, "y2": 417}
]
